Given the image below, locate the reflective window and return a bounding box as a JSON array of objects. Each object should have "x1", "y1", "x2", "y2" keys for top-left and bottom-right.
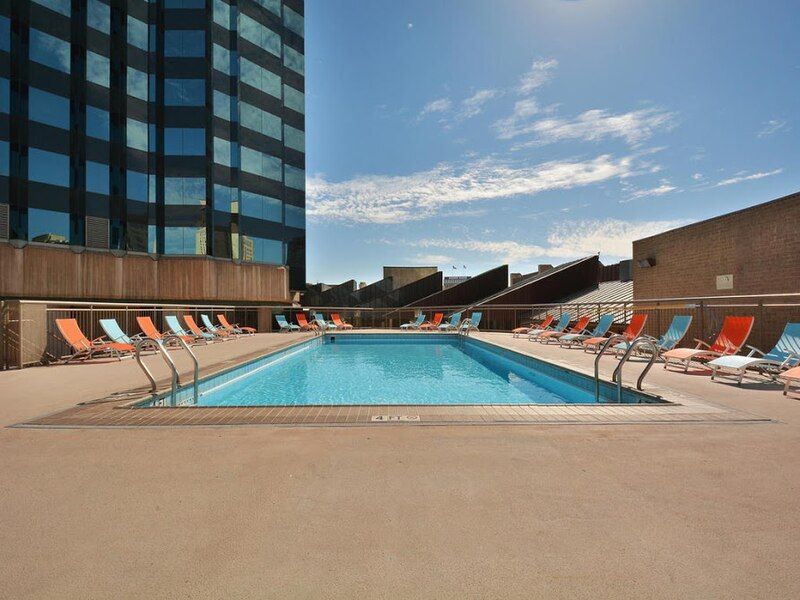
[
  {"x1": 128, "y1": 16, "x2": 149, "y2": 51},
  {"x1": 283, "y1": 45, "x2": 304, "y2": 75},
  {"x1": 283, "y1": 84, "x2": 304, "y2": 114},
  {"x1": 213, "y1": 183, "x2": 235, "y2": 213},
  {"x1": 242, "y1": 235, "x2": 283, "y2": 264},
  {"x1": 164, "y1": 128, "x2": 205, "y2": 155},
  {"x1": 29, "y1": 88, "x2": 70, "y2": 129},
  {"x1": 165, "y1": 0, "x2": 205, "y2": 7},
  {"x1": 164, "y1": 177, "x2": 206, "y2": 205},
  {"x1": 214, "y1": 0, "x2": 232, "y2": 28},
  {"x1": 284, "y1": 164, "x2": 305, "y2": 190},
  {"x1": 0, "y1": 78, "x2": 9, "y2": 114},
  {"x1": 87, "y1": 51, "x2": 110, "y2": 87},
  {"x1": 285, "y1": 204, "x2": 305, "y2": 229},
  {"x1": 212, "y1": 44, "x2": 233, "y2": 75},
  {"x1": 0, "y1": 141, "x2": 9, "y2": 176},
  {"x1": 28, "y1": 208, "x2": 70, "y2": 244},
  {"x1": 87, "y1": 0, "x2": 110, "y2": 34},
  {"x1": 240, "y1": 102, "x2": 281, "y2": 140},
  {"x1": 240, "y1": 190, "x2": 281, "y2": 222},
  {"x1": 127, "y1": 67, "x2": 148, "y2": 100},
  {"x1": 253, "y1": 0, "x2": 280, "y2": 17},
  {"x1": 240, "y1": 58, "x2": 280, "y2": 98},
  {"x1": 30, "y1": 29, "x2": 71, "y2": 73},
  {"x1": 127, "y1": 170, "x2": 148, "y2": 201},
  {"x1": 126, "y1": 118, "x2": 149, "y2": 151},
  {"x1": 86, "y1": 106, "x2": 110, "y2": 140},
  {"x1": 0, "y1": 17, "x2": 9, "y2": 53},
  {"x1": 86, "y1": 161, "x2": 109, "y2": 195},
  {"x1": 283, "y1": 6, "x2": 304, "y2": 37},
  {"x1": 164, "y1": 227, "x2": 205, "y2": 255},
  {"x1": 213, "y1": 90, "x2": 232, "y2": 121},
  {"x1": 213, "y1": 136, "x2": 234, "y2": 167},
  {"x1": 239, "y1": 14, "x2": 280, "y2": 57},
  {"x1": 284, "y1": 125, "x2": 304, "y2": 152},
  {"x1": 164, "y1": 30, "x2": 205, "y2": 57},
  {"x1": 164, "y1": 79, "x2": 205, "y2": 106},
  {"x1": 32, "y1": 0, "x2": 70, "y2": 17},
  {"x1": 240, "y1": 146, "x2": 281, "y2": 181},
  {"x1": 28, "y1": 148, "x2": 69, "y2": 187}
]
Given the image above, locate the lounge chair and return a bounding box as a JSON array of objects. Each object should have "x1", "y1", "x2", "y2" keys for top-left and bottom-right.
[
  {"x1": 56, "y1": 318, "x2": 134, "y2": 362},
  {"x1": 583, "y1": 313, "x2": 648, "y2": 353},
  {"x1": 217, "y1": 314, "x2": 256, "y2": 335},
  {"x1": 460, "y1": 312, "x2": 482, "y2": 333},
  {"x1": 200, "y1": 314, "x2": 236, "y2": 340},
  {"x1": 331, "y1": 313, "x2": 353, "y2": 330},
  {"x1": 314, "y1": 314, "x2": 335, "y2": 330},
  {"x1": 780, "y1": 366, "x2": 800, "y2": 396},
  {"x1": 560, "y1": 314, "x2": 615, "y2": 348},
  {"x1": 513, "y1": 315, "x2": 554, "y2": 338},
  {"x1": 420, "y1": 313, "x2": 444, "y2": 331},
  {"x1": 275, "y1": 314, "x2": 301, "y2": 333},
  {"x1": 610, "y1": 315, "x2": 693, "y2": 357},
  {"x1": 296, "y1": 313, "x2": 315, "y2": 331},
  {"x1": 439, "y1": 312, "x2": 462, "y2": 331},
  {"x1": 99, "y1": 318, "x2": 141, "y2": 346},
  {"x1": 529, "y1": 313, "x2": 570, "y2": 340},
  {"x1": 539, "y1": 315, "x2": 590, "y2": 344},
  {"x1": 139, "y1": 316, "x2": 193, "y2": 345},
  {"x1": 663, "y1": 316, "x2": 755, "y2": 372},
  {"x1": 401, "y1": 313, "x2": 426, "y2": 330},
  {"x1": 708, "y1": 322, "x2": 800, "y2": 383},
  {"x1": 166, "y1": 315, "x2": 213, "y2": 343}
]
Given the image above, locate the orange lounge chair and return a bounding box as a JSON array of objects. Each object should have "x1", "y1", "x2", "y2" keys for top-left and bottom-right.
[
  {"x1": 583, "y1": 313, "x2": 648, "y2": 353},
  {"x1": 538, "y1": 315, "x2": 590, "y2": 344},
  {"x1": 56, "y1": 318, "x2": 134, "y2": 362},
  {"x1": 217, "y1": 314, "x2": 256, "y2": 335},
  {"x1": 513, "y1": 315, "x2": 554, "y2": 338},
  {"x1": 331, "y1": 313, "x2": 353, "y2": 329},
  {"x1": 663, "y1": 316, "x2": 754, "y2": 372},
  {"x1": 420, "y1": 313, "x2": 443, "y2": 331},
  {"x1": 183, "y1": 315, "x2": 219, "y2": 342},
  {"x1": 780, "y1": 366, "x2": 800, "y2": 396},
  {"x1": 296, "y1": 313, "x2": 316, "y2": 331},
  {"x1": 138, "y1": 315, "x2": 194, "y2": 345}
]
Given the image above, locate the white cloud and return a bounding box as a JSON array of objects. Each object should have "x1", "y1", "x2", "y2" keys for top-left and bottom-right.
[
  {"x1": 621, "y1": 181, "x2": 677, "y2": 202},
  {"x1": 493, "y1": 99, "x2": 541, "y2": 139},
  {"x1": 497, "y1": 106, "x2": 676, "y2": 146},
  {"x1": 518, "y1": 58, "x2": 558, "y2": 95},
  {"x1": 757, "y1": 119, "x2": 789, "y2": 138},
  {"x1": 407, "y1": 22, "x2": 414, "y2": 30},
  {"x1": 409, "y1": 253, "x2": 452, "y2": 265},
  {"x1": 714, "y1": 168, "x2": 783, "y2": 187},
  {"x1": 691, "y1": 173, "x2": 704, "y2": 181},
  {"x1": 457, "y1": 89, "x2": 503, "y2": 120},
  {"x1": 308, "y1": 154, "x2": 640, "y2": 224},
  {"x1": 418, "y1": 97, "x2": 452, "y2": 119}
]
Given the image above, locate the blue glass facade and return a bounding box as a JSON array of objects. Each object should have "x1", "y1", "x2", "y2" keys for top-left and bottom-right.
[{"x1": 0, "y1": 0, "x2": 305, "y2": 289}]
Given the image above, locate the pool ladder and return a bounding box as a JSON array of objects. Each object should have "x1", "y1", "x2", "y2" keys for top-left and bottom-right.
[
  {"x1": 457, "y1": 318, "x2": 472, "y2": 345},
  {"x1": 594, "y1": 336, "x2": 659, "y2": 403},
  {"x1": 134, "y1": 335, "x2": 199, "y2": 406}
]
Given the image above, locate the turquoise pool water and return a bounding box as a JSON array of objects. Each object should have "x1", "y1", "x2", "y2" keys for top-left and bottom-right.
[{"x1": 141, "y1": 334, "x2": 661, "y2": 407}]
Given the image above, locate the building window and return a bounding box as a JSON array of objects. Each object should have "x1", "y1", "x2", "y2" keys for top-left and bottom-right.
[
  {"x1": 128, "y1": 16, "x2": 149, "y2": 51},
  {"x1": 86, "y1": 161, "x2": 109, "y2": 195},
  {"x1": 283, "y1": 84, "x2": 304, "y2": 114},
  {"x1": 285, "y1": 204, "x2": 305, "y2": 229},
  {"x1": 127, "y1": 170, "x2": 148, "y2": 201},
  {"x1": 213, "y1": 136, "x2": 235, "y2": 167},
  {"x1": 283, "y1": 7, "x2": 304, "y2": 37},
  {"x1": 164, "y1": 79, "x2": 205, "y2": 106},
  {"x1": 127, "y1": 67, "x2": 148, "y2": 101},
  {"x1": 0, "y1": 17, "x2": 9, "y2": 53},
  {"x1": 164, "y1": 128, "x2": 205, "y2": 155},
  {"x1": 240, "y1": 58, "x2": 281, "y2": 98},
  {"x1": 0, "y1": 141, "x2": 9, "y2": 177},
  {"x1": 87, "y1": 51, "x2": 110, "y2": 87},
  {"x1": 213, "y1": 183, "x2": 236, "y2": 213},
  {"x1": 253, "y1": 0, "x2": 280, "y2": 17},
  {"x1": 212, "y1": 44, "x2": 234, "y2": 76},
  {"x1": 240, "y1": 102, "x2": 281, "y2": 140},
  {"x1": 165, "y1": 0, "x2": 205, "y2": 7},
  {"x1": 30, "y1": 29, "x2": 71, "y2": 73},
  {"x1": 32, "y1": 0, "x2": 71, "y2": 17},
  {"x1": 86, "y1": 106, "x2": 110, "y2": 141},
  {"x1": 240, "y1": 146, "x2": 281, "y2": 181},
  {"x1": 240, "y1": 189, "x2": 281, "y2": 222},
  {"x1": 28, "y1": 148, "x2": 69, "y2": 187},
  {"x1": 29, "y1": 88, "x2": 70, "y2": 129},
  {"x1": 284, "y1": 124, "x2": 304, "y2": 152},
  {"x1": 28, "y1": 208, "x2": 70, "y2": 244},
  {"x1": 284, "y1": 164, "x2": 305, "y2": 191},
  {"x1": 87, "y1": 0, "x2": 110, "y2": 34},
  {"x1": 164, "y1": 177, "x2": 206, "y2": 205},
  {"x1": 0, "y1": 78, "x2": 11, "y2": 114},
  {"x1": 238, "y1": 14, "x2": 281, "y2": 58},
  {"x1": 242, "y1": 235, "x2": 283, "y2": 264},
  {"x1": 283, "y1": 46, "x2": 304, "y2": 75},
  {"x1": 164, "y1": 226, "x2": 205, "y2": 255},
  {"x1": 213, "y1": 90, "x2": 233, "y2": 121},
  {"x1": 164, "y1": 30, "x2": 205, "y2": 57},
  {"x1": 126, "y1": 118, "x2": 149, "y2": 151},
  {"x1": 213, "y1": 0, "x2": 232, "y2": 29}
]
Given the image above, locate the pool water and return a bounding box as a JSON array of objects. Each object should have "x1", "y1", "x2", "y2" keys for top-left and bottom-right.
[{"x1": 141, "y1": 334, "x2": 660, "y2": 407}]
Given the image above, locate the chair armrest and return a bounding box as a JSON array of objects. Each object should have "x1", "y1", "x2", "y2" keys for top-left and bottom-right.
[
  {"x1": 780, "y1": 352, "x2": 800, "y2": 369},
  {"x1": 745, "y1": 345, "x2": 765, "y2": 358},
  {"x1": 91, "y1": 336, "x2": 108, "y2": 346},
  {"x1": 693, "y1": 338, "x2": 712, "y2": 350}
]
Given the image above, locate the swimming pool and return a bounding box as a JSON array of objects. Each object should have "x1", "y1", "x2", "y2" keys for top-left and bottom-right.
[{"x1": 138, "y1": 334, "x2": 665, "y2": 407}]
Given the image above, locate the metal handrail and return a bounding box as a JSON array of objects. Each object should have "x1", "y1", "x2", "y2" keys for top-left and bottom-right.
[
  {"x1": 163, "y1": 334, "x2": 199, "y2": 405},
  {"x1": 135, "y1": 338, "x2": 180, "y2": 405},
  {"x1": 612, "y1": 337, "x2": 660, "y2": 398},
  {"x1": 594, "y1": 335, "x2": 630, "y2": 403}
]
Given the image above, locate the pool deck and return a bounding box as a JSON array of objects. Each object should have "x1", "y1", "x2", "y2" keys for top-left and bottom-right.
[{"x1": 2, "y1": 330, "x2": 799, "y2": 598}]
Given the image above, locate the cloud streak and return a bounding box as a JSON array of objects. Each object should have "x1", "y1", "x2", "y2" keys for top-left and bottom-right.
[
  {"x1": 714, "y1": 168, "x2": 783, "y2": 187},
  {"x1": 518, "y1": 58, "x2": 559, "y2": 94}
]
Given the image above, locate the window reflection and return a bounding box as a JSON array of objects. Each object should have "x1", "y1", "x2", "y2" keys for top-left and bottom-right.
[
  {"x1": 28, "y1": 208, "x2": 70, "y2": 244},
  {"x1": 30, "y1": 29, "x2": 71, "y2": 73}
]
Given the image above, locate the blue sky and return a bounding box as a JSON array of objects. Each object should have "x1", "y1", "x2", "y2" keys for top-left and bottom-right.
[{"x1": 304, "y1": 0, "x2": 799, "y2": 284}]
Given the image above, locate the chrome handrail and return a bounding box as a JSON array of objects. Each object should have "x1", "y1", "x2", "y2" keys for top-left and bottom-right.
[
  {"x1": 163, "y1": 334, "x2": 199, "y2": 405},
  {"x1": 135, "y1": 338, "x2": 180, "y2": 405},
  {"x1": 594, "y1": 335, "x2": 630, "y2": 403},
  {"x1": 612, "y1": 337, "x2": 660, "y2": 398}
]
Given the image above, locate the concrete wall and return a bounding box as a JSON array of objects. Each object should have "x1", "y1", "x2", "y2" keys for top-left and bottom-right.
[
  {"x1": 633, "y1": 192, "x2": 800, "y2": 298},
  {"x1": 383, "y1": 266, "x2": 438, "y2": 290}
]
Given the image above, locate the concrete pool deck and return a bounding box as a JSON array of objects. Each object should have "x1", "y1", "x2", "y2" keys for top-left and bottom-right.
[{"x1": 1, "y1": 330, "x2": 799, "y2": 597}]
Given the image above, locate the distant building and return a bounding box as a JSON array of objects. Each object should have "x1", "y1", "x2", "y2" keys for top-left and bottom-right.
[{"x1": 444, "y1": 275, "x2": 471, "y2": 289}]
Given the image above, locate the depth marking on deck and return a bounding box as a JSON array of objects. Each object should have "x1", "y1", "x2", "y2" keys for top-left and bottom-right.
[{"x1": 371, "y1": 415, "x2": 421, "y2": 422}]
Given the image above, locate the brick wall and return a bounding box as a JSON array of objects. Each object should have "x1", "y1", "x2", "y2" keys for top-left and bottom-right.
[{"x1": 633, "y1": 192, "x2": 800, "y2": 299}]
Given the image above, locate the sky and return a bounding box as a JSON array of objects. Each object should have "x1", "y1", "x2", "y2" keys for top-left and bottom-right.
[{"x1": 304, "y1": 0, "x2": 800, "y2": 285}]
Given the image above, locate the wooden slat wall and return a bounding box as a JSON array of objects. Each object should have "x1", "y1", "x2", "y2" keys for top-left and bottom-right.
[{"x1": 0, "y1": 244, "x2": 290, "y2": 303}]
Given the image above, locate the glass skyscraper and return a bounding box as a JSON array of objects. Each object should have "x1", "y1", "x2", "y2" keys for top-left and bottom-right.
[{"x1": 0, "y1": 0, "x2": 306, "y2": 290}]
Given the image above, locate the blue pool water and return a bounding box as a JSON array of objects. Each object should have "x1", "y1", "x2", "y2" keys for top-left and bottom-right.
[{"x1": 141, "y1": 334, "x2": 661, "y2": 407}]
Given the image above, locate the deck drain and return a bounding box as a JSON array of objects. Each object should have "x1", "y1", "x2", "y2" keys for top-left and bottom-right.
[{"x1": 371, "y1": 415, "x2": 420, "y2": 422}]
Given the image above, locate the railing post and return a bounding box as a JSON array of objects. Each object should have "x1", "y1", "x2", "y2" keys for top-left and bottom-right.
[{"x1": 699, "y1": 300, "x2": 705, "y2": 342}]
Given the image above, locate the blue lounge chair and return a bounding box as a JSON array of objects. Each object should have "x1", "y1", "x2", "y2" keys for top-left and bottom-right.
[
  {"x1": 460, "y1": 312, "x2": 482, "y2": 332},
  {"x1": 314, "y1": 314, "x2": 336, "y2": 330},
  {"x1": 529, "y1": 313, "x2": 570, "y2": 340},
  {"x1": 560, "y1": 314, "x2": 614, "y2": 348},
  {"x1": 709, "y1": 322, "x2": 800, "y2": 384},
  {"x1": 200, "y1": 314, "x2": 236, "y2": 340},
  {"x1": 275, "y1": 314, "x2": 300, "y2": 333},
  {"x1": 612, "y1": 315, "x2": 692, "y2": 355},
  {"x1": 99, "y1": 318, "x2": 140, "y2": 346},
  {"x1": 439, "y1": 312, "x2": 462, "y2": 331},
  {"x1": 401, "y1": 313, "x2": 426, "y2": 330},
  {"x1": 166, "y1": 314, "x2": 212, "y2": 342}
]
